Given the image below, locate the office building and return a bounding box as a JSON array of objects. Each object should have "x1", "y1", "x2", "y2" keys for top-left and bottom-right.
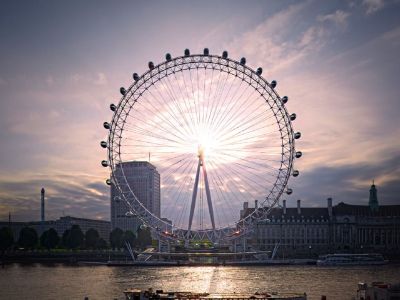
[{"x1": 111, "y1": 161, "x2": 160, "y2": 233}]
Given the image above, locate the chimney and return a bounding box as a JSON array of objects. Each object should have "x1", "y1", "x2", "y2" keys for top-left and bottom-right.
[
  {"x1": 282, "y1": 200, "x2": 286, "y2": 215},
  {"x1": 255, "y1": 200, "x2": 258, "y2": 209},
  {"x1": 297, "y1": 199, "x2": 301, "y2": 215},
  {"x1": 243, "y1": 202, "x2": 248, "y2": 210},
  {"x1": 41, "y1": 188, "x2": 45, "y2": 222},
  {"x1": 327, "y1": 197, "x2": 332, "y2": 219}
]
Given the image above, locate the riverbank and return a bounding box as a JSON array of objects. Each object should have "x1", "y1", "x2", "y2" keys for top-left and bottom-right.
[
  {"x1": 2, "y1": 251, "x2": 400, "y2": 266},
  {"x1": 1, "y1": 250, "x2": 130, "y2": 264}
]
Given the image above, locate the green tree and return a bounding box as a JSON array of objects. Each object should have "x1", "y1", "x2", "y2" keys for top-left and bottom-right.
[
  {"x1": 61, "y1": 229, "x2": 70, "y2": 248},
  {"x1": 123, "y1": 230, "x2": 136, "y2": 247},
  {"x1": 0, "y1": 227, "x2": 14, "y2": 253},
  {"x1": 95, "y1": 238, "x2": 108, "y2": 249},
  {"x1": 18, "y1": 227, "x2": 38, "y2": 249},
  {"x1": 136, "y1": 227, "x2": 152, "y2": 249},
  {"x1": 67, "y1": 225, "x2": 84, "y2": 249},
  {"x1": 85, "y1": 228, "x2": 100, "y2": 249},
  {"x1": 40, "y1": 228, "x2": 59, "y2": 250},
  {"x1": 109, "y1": 228, "x2": 124, "y2": 249}
]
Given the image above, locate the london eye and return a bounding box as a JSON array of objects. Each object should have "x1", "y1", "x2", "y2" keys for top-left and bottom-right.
[{"x1": 101, "y1": 49, "x2": 301, "y2": 244}]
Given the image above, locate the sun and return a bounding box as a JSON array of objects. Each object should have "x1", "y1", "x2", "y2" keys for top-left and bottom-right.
[{"x1": 196, "y1": 127, "x2": 220, "y2": 158}]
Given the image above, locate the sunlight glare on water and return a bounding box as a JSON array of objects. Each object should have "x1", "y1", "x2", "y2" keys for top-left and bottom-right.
[{"x1": 1, "y1": 264, "x2": 400, "y2": 300}]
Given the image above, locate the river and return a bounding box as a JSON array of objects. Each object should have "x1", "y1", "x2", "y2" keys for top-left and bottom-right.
[{"x1": 0, "y1": 264, "x2": 399, "y2": 300}]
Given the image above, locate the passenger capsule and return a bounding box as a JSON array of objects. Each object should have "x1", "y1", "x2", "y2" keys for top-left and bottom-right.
[
  {"x1": 286, "y1": 188, "x2": 293, "y2": 195},
  {"x1": 120, "y1": 87, "x2": 126, "y2": 95},
  {"x1": 290, "y1": 113, "x2": 296, "y2": 121},
  {"x1": 294, "y1": 132, "x2": 301, "y2": 139},
  {"x1": 184, "y1": 49, "x2": 190, "y2": 56},
  {"x1": 281, "y1": 96, "x2": 288, "y2": 104},
  {"x1": 240, "y1": 57, "x2": 246, "y2": 65},
  {"x1": 293, "y1": 170, "x2": 300, "y2": 177},
  {"x1": 203, "y1": 48, "x2": 209, "y2": 55},
  {"x1": 148, "y1": 61, "x2": 155, "y2": 70},
  {"x1": 222, "y1": 50, "x2": 228, "y2": 59},
  {"x1": 256, "y1": 67, "x2": 263, "y2": 75},
  {"x1": 110, "y1": 104, "x2": 116, "y2": 111},
  {"x1": 271, "y1": 80, "x2": 277, "y2": 88},
  {"x1": 295, "y1": 151, "x2": 303, "y2": 158},
  {"x1": 106, "y1": 179, "x2": 111, "y2": 185},
  {"x1": 165, "y1": 53, "x2": 172, "y2": 61},
  {"x1": 101, "y1": 160, "x2": 108, "y2": 167},
  {"x1": 133, "y1": 73, "x2": 139, "y2": 81},
  {"x1": 100, "y1": 141, "x2": 108, "y2": 148},
  {"x1": 103, "y1": 122, "x2": 111, "y2": 130}
]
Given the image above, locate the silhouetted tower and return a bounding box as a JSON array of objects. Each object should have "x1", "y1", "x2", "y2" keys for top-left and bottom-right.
[
  {"x1": 369, "y1": 180, "x2": 379, "y2": 212},
  {"x1": 41, "y1": 188, "x2": 45, "y2": 222}
]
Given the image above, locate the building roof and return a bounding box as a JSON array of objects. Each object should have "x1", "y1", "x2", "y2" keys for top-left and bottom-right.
[
  {"x1": 333, "y1": 202, "x2": 400, "y2": 217},
  {"x1": 241, "y1": 202, "x2": 400, "y2": 220},
  {"x1": 59, "y1": 216, "x2": 110, "y2": 224}
]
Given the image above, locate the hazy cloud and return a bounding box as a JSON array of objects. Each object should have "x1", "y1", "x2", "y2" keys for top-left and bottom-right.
[
  {"x1": 362, "y1": 0, "x2": 385, "y2": 14},
  {"x1": 318, "y1": 10, "x2": 351, "y2": 28},
  {"x1": 0, "y1": 0, "x2": 399, "y2": 223}
]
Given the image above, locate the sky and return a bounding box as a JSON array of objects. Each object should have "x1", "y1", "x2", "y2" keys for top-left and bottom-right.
[{"x1": 0, "y1": 0, "x2": 399, "y2": 223}]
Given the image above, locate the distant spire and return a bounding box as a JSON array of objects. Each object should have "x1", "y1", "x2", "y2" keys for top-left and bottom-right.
[
  {"x1": 41, "y1": 187, "x2": 45, "y2": 222},
  {"x1": 369, "y1": 181, "x2": 378, "y2": 212}
]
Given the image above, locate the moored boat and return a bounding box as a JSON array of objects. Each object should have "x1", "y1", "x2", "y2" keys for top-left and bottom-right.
[
  {"x1": 356, "y1": 282, "x2": 400, "y2": 299},
  {"x1": 124, "y1": 289, "x2": 307, "y2": 300},
  {"x1": 317, "y1": 253, "x2": 388, "y2": 266}
]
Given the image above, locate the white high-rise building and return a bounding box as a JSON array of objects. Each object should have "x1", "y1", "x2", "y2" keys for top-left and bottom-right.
[{"x1": 111, "y1": 161, "x2": 160, "y2": 233}]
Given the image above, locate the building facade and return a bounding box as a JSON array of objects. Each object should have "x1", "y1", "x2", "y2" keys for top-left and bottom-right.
[
  {"x1": 111, "y1": 161, "x2": 160, "y2": 233},
  {"x1": 241, "y1": 183, "x2": 400, "y2": 257}
]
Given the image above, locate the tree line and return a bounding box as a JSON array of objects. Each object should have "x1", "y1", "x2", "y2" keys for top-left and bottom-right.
[{"x1": 0, "y1": 225, "x2": 152, "y2": 252}]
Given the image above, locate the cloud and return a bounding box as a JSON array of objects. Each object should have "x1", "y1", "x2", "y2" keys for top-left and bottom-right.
[
  {"x1": 0, "y1": 173, "x2": 110, "y2": 221},
  {"x1": 289, "y1": 152, "x2": 400, "y2": 206},
  {"x1": 318, "y1": 10, "x2": 351, "y2": 28},
  {"x1": 223, "y1": 2, "x2": 352, "y2": 76},
  {"x1": 45, "y1": 75, "x2": 54, "y2": 86},
  {"x1": 362, "y1": 0, "x2": 385, "y2": 15},
  {"x1": 1, "y1": 1, "x2": 399, "y2": 225},
  {"x1": 70, "y1": 72, "x2": 108, "y2": 85},
  {"x1": 93, "y1": 72, "x2": 107, "y2": 85}
]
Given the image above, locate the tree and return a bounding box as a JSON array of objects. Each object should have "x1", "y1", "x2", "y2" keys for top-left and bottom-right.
[
  {"x1": 18, "y1": 227, "x2": 38, "y2": 249},
  {"x1": 67, "y1": 225, "x2": 84, "y2": 249},
  {"x1": 61, "y1": 229, "x2": 70, "y2": 248},
  {"x1": 95, "y1": 238, "x2": 108, "y2": 249},
  {"x1": 0, "y1": 227, "x2": 14, "y2": 253},
  {"x1": 109, "y1": 228, "x2": 124, "y2": 249},
  {"x1": 85, "y1": 228, "x2": 100, "y2": 249},
  {"x1": 136, "y1": 227, "x2": 152, "y2": 249},
  {"x1": 40, "y1": 228, "x2": 59, "y2": 250},
  {"x1": 123, "y1": 230, "x2": 136, "y2": 247}
]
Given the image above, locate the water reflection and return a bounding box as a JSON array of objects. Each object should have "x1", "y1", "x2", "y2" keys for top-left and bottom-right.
[{"x1": 1, "y1": 264, "x2": 399, "y2": 300}]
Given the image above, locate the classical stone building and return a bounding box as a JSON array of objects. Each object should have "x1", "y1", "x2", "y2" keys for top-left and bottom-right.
[{"x1": 241, "y1": 183, "x2": 400, "y2": 257}]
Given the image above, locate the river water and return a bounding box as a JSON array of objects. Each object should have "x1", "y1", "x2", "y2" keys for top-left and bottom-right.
[{"x1": 0, "y1": 264, "x2": 399, "y2": 300}]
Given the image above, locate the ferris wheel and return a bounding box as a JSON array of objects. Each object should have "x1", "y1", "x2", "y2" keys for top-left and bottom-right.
[{"x1": 101, "y1": 48, "x2": 302, "y2": 244}]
